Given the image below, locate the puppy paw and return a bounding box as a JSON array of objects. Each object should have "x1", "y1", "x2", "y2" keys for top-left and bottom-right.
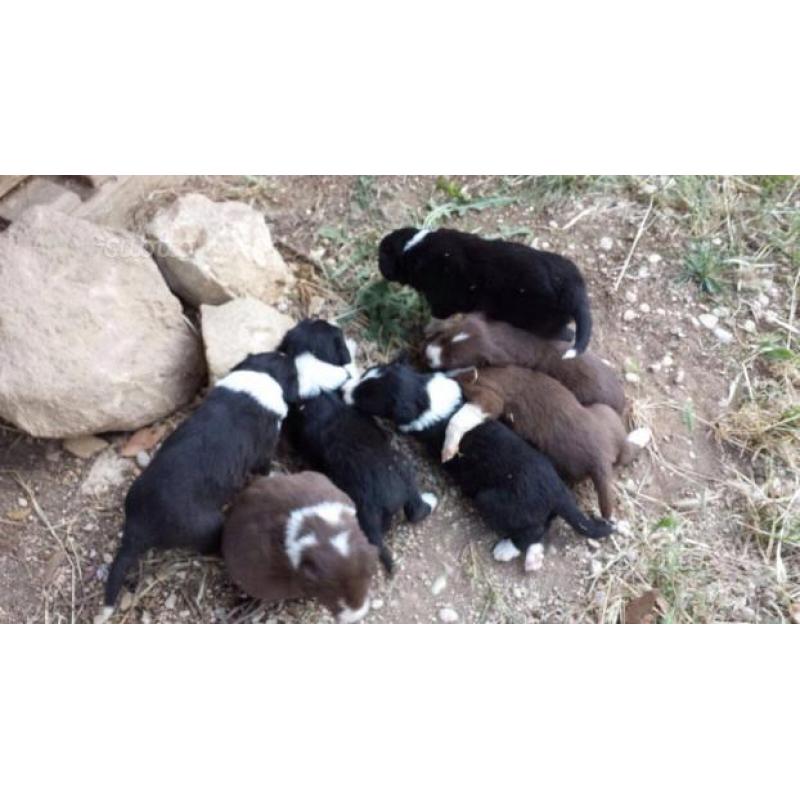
[
  {"x1": 493, "y1": 539, "x2": 522, "y2": 562},
  {"x1": 93, "y1": 605, "x2": 114, "y2": 625},
  {"x1": 524, "y1": 542, "x2": 545, "y2": 572},
  {"x1": 562, "y1": 348, "x2": 578, "y2": 360},
  {"x1": 421, "y1": 492, "x2": 439, "y2": 512},
  {"x1": 626, "y1": 427, "x2": 652, "y2": 448}
]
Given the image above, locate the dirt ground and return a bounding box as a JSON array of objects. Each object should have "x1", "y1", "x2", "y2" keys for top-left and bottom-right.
[{"x1": 1, "y1": 175, "x2": 797, "y2": 623}]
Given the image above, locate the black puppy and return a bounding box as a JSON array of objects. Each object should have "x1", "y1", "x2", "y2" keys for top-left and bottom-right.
[
  {"x1": 379, "y1": 227, "x2": 593, "y2": 357},
  {"x1": 96, "y1": 351, "x2": 298, "y2": 622},
  {"x1": 343, "y1": 361, "x2": 613, "y2": 570},
  {"x1": 280, "y1": 319, "x2": 437, "y2": 572}
]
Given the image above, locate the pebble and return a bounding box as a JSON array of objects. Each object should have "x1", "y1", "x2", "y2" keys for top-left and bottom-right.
[
  {"x1": 662, "y1": 354, "x2": 674, "y2": 368},
  {"x1": 623, "y1": 309, "x2": 637, "y2": 322},
  {"x1": 371, "y1": 598, "x2": 384, "y2": 610},
  {"x1": 165, "y1": 593, "x2": 177, "y2": 610},
  {"x1": 674, "y1": 368, "x2": 685, "y2": 385},
  {"x1": 647, "y1": 253, "x2": 662, "y2": 264},
  {"x1": 639, "y1": 303, "x2": 651, "y2": 313},
  {"x1": 599, "y1": 236, "x2": 614, "y2": 251},
  {"x1": 431, "y1": 575, "x2": 447, "y2": 596},
  {"x1": 698, "y1": 313, "x2": 718, "y2": 330},
  {"x1": 713, "y1": 327, "x2": 733, "y2": 344},
  {"x1": 625, "y1": 372, "x2": 640, "y2": 384},
  {"x1": 103, "y1": 552, "x2": 113, "y2": 564},
  {"x1": 615, "y1": 520, "x2": 632, "y2": 536},
  {"x1": 136, "y1": 451, "x2": 152, "y2": 469},
  {"x1": 625, "y1": 290, "x2": 637, "y2": 303},
  {"x1": 18, "y1": 497, "x2": 28, "y2": 508},
  {"x1": 743, "y1": 320, "x2": 756, "y2": 333},
  {"x1": 438, "y1": 607, "x2": 459, "y2": 623},
  {"x1": 119, "y1": 591, "x2": 134, "y2": 612}
]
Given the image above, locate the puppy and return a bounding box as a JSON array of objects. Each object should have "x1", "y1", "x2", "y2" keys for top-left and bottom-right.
[
  {"x1": 97, "y1": 351, "x2": 299, "y2": 622},
  {"x1": 343, "y1": 361, "x2": 614, "y2": 570},
  {"x1": 379, "y1": 228, "x2": 593, "y2": 357},
  {"x1": 223, "y1": 471, "x2": 379, "y2": 623},
  {"x1": 281, "y1": 320, "x2": 437, "y2": 572},
  {"x1": 442, "y1": 366, "x2": 651, "y2": 519},
  {"x1": 425, "y1": 313, "x2": 626, "y2": 414}
]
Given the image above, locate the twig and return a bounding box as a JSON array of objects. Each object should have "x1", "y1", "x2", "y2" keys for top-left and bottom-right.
[
  {"x1": 614, "y1": 196, "x2": 654, "y2": 292},
  {"x1": 787, "y1": 267, "x2": 800, "y2": 349},
  {"x1": 561, "y1": 206, "x2": 595, "y2": 231}
]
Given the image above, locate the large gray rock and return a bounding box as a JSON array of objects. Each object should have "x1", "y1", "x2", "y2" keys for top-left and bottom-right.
[
  {"x1": 201, "y1": 297, "x2": 295, "y2": 382},
  {"x1": 147, "y1": 193, "x2": 294, "y2": 307},
  {"x1": 0, "y1": 207, "x2": 204, "y2": 438}
]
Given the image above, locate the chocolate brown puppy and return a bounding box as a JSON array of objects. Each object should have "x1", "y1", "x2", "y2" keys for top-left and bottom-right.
[
  {"x1": 223, "y1": 471, "x2": 379, "y2": 623},
  {"x1": 443, "y1": 366, "x2": 650, "y2": 519},
  {"x1": 425, "y1": 313, "x2": 626, "y2": 415}
]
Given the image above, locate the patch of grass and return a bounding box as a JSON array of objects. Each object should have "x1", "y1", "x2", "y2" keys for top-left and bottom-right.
[
  {"x1": 353, "y1": 176, "x2": 377, "y2": 211},
  {"x1": 423, "y1": 194, "x2": 517, "y2": 229},
  {"x1": 681, "y1": 240, "x2": 728, "y2": 294},
  {"x1": 355, "y1": 280, "x2": 429, "y2": 351},
  {"x1": 682, "y1": 400, "x2": 696, "y2": 433}
]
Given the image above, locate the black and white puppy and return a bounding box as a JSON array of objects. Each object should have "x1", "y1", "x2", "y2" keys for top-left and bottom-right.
[
  {"x1": 97, "y1": 351, "x2": 299, "y2": 622},
  {"x1": 379, "y1": 227, "x2": 593, "y2": 357},
  {"x1": 342, "y1": 361, "x2": 613, "y2": 570},
  {"x1": 280, "y1": 319, "x2": 437, "y2": 572}
]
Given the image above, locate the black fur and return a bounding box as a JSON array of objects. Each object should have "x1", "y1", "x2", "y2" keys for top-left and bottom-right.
[
  {"x1": 279, "y1": 318, "x2": 351, "y2": 365},
  {"x1": 347, "y1": 361, "x2": 613, "y2": 553},
  {"x1": 287, "y1": 391, "x2": 433, "y2": 573},
  {"x1": 104, "y1": 352, "x2": 299, "y2": 609},
  {"x1": 379, "y1": 227, "x2": 593, "y2": 354}
]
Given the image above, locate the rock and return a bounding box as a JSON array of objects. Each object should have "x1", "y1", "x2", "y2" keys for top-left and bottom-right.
[
  {"x1": 647, "y1": 253, "x2": 662, "y2": 265},
  {"x1": 713, "y1": 327, "x2": 733, "y2": 344},
  {"x1": 164, "y1": 593, "x2": 177, "y2": 610},
  {"x1": 639, "y1": 303, "x2": 651, "y2": 314},
  {"x1": 623, "y1": 309, "x2": 637, "y2": 322},
  {"x1": 136, "y1": 451, "x2": 152, "y2": 469},
  {"x1": 674, "y1": 368, "x2": 685, "y2": 385},
  {"x1": 147, "y1": 193, "x2": 294, "y2": 307},
  {"x1": 0, "y1": 177, "x2": 82, "y2": 223},
  {"x1": 80, "y1": 449, "x2": 136, "y2": 495},
  {"x1": 624, "y1": 290, "x2": 637, "y2": 303},
  {"x1": 698, "y1": 313, "x2": 718, "y2": 330},
  {"x1": 438, "y1": 607, "x2": 459, "y2": 623},
  {"x1": 599, "y1": 236, "x2": 614, "y2": 251},
  {"x1": 371, "y1": 597, "x2": 384, "y2": 611},
  {"x1": 662, "y1": 354, "x2": 674, "y2": 368},
  {"x1": 119, "y1": 591, "x2": 134, "y2": 612},
  {"x1": 62, "y1": 435, "x2": 109, "y2": 459},
  {"x1": 201, "y1": 297, "x2": 295, "y2": 382},
  {"x1": 0, "y1": 207, "x2": 203, "y2": 438},
  {"x1": 625, "y1": 372, "x2": 640, "y2": 384},
  {"x1": 431, "y1": 575, "x2": 447, "y2": 596},
  {"x1": 743, "y1": 320, "x2": 756, "y2": 333}
]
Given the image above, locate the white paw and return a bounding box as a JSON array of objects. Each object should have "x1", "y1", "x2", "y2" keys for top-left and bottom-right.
[
  {"x1": 626, "y1": 427, "x2": 652, "y2": 448},
  {"x1": 493, "y1": 539, "x2": 522, "y2": 562},
  {"x1": 524, "y1": 543, "x2": 545, "y2": 572},
  {"x1": 421, "y1": 492, "x2": 438, "y2": 512},
  {"x1": 562, "y1": 348, "x2": 577, "y2": 360},
  {"x1": 93, "y1": 605, "x2": 114, "y2": 624}
]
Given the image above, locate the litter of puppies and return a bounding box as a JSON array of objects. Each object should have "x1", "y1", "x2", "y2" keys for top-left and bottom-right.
[{"x1": 98, "y1": 226, "x2": 651, "y2": 624}]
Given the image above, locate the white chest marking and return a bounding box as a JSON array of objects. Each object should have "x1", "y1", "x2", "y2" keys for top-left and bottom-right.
[
  {"x1": 399, "y1": 373, "x2": 463, "y2": 433},
  {"x1": 295, "y1": 352, "x2": 352, "y2": 399},
  {"x1": 403, "y1": 228, "x2": 431, "y2": 252},
  {"x1": 337, "y1": 596, "x2": 371, "y2": 624},
  {"x1": 215, "y1": 370, "x2": 288, "y2": 417}
]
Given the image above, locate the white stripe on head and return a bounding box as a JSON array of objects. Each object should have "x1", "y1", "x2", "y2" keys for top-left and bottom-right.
[
  {"x1": 425, "y1": 343, "x2": 443, "y2": 368},
  {"x1": 451, "y1": 332, "x2": 470, "y2": 343},
  {"x1": 337, "y1": 596, "x2": 370, "y2": 624},
  {"x1": 399, "y1": 373, "x2": 463, "y2": 433},
  {"x1": 295, "y1": 352, "x2": 351, "y2": 399},
  {"x1": 403, "y1": 228, "x2": 431, "y2": 252},
  {"x1": 285, "y1": 501, "x2": 356, "y2": 568},
  {"x1": 330, "y1": 530, "x2": 350, "y2": 557},
  {"x1": 492, "y1": 539, "x2": 521, "y2": 562},
  {"x1": 441, "y1": 402, "x2": 488, "y2": 461},
  {"x1": 215, "y1": 370, "x2": 288, "y2": 417}
]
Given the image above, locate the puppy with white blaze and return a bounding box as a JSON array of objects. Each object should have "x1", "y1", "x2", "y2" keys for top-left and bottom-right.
[
  {"x1": 378, "y1": 227, "x2": 594, "y2": 357},
  {"x1": 344, "y1": 360, "x2": 614, "y2": 570},
  {"x1": 223, "y1": 471, "x2": 379, "y2": 623},
  {"x1": 96, "y1": 351, "x2": 299, "y2": 623},
  {"x1": 280, "y1": 320, "x2": 438, "y2": 573}
]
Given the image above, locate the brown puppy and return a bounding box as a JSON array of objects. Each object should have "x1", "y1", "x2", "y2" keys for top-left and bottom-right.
[
  {"x1": 223, "y1": 471, "x2": 379, "y2": 623},
  {"x1": 425, "y1": 313, "x2": 626, "y2": 415},
  {"x1": 442, "y1": 367, "x2": 650, "y2": 519}
]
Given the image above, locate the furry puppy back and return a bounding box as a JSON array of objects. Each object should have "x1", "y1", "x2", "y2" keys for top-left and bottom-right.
[{"x1": 379, "y1": 227, "x2": 593, "y2": 355}]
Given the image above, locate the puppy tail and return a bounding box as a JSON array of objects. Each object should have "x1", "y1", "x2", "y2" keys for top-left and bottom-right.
[
  {"x1": 564, "y1": 286, "x2": 593, "y2": 358},
  {"x1": 103, "y1": 539, "x2": 141, "y2": 609},
  {"x1": 556, "y1": 494, "x2": 614, "y2": 540}
]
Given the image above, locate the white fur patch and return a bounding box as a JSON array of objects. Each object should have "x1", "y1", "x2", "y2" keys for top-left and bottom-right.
[
  {"x1": 295, "y1": 352, "x2": 351, "y2": 399},
  {"x1": 626, "y1": 427, "x2": 652, "y2": 448},
  {"x1": 562, "y1": 348, "x2": 578, "y2": 360},
  {"x1": 285, "y1": 501, "x2": 356, "y2": 568},
  {"x1": 330, "y1": 530, "x2": 350, "y2": 557},
  {"x1": 493, "y1": 539, "x2": 521, "y2": 562},
  {"x1": 441, "y1": 402, "x2": 487, "y2": 461},
  {"x1": 93, "y1": 605, "x2": 114, "y2": 624},
  {"x1": 337, "y1": 597, "x2": 370, "y2": 624},
  {"x1": 345, "y1": 338, "x2": 358, "y2": 361},
  {"x1": 451, "y1": 332, "x2": 470, "y2": 343},
  {"x1": 403, "y1": 228, "x2": 431, "y2": 252},
  {"x1": 421, "y1": 492, "x2": 438, "y2": 512},
  {"x1": 399, "y1": 373, "x2": 463, "y2": 433},
  {"x1": 425, "y1": 343, "x2": 443, "y2": 368},
  {"x1": 524, "y1": 542, "x2": 545, "y2": 572},
  {"x1": 216, "y1": 370, "x2": 288, "y2": 417}
]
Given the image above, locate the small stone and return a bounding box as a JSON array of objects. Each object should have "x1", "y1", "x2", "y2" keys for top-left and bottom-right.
[
  {"x1": 623, "y1": 309, "x2": 637, "y2": 322},
  {"x1": 713, "y1": 327, "x2": 733, "y2": 344},
  {"x1": 119, "y1": 591, "x2": 134, "y2": 612},
  {"x1": 81, "y1": 450, "x2": 135, "y2": 496},
  {"x1": 674, "y1": 368, "x2": 685, "y2": 385},
  {"x1": 647, "y1": 253, "x2": 662, "y2": 264},
  {"x1": 625, "y1": 372, "x2": 640, "y2": 384},
  {"x1": 136, "y1": 451, "x2": 152, "y2": 469},
  {"x1": 62, "y1": 435, "x2": 109, "y2": 459},
  {"x1": 662, "y1": 354, "x2": 674, "y2": 368},
  {"x1": 102, "y1": 552, "x2": 113, "y2": 564},
  {"x1": 648, "y1": 362, "x2": 662, "y2": 373},
  {"x1": 639, "y1": 303, "x2": 651, "y2": 314},
  {"x1": 625, "y1": 290, "x2": 637, "y2": 303},
  {"x1": 165, "y1": 593, "x2": 177, "y2": 610},
  {"x1": 431, "y1": 575, "x2": 447, "y2": 596},
  {"x1": 713, "y1": 306, "x2": 730, "y2": 318},
  {"x1": 615, "y1": 520, "x2": 632, "y2": 536},
  {"x1": 18, "y1": 496, "x2": 28, "y2": 508},
  {"x1": 698, "y1": 313, "x2": 718, "y2": 330},
  {"x1": 371, "y1": 598, "x2": 384, "y2": 610},
  {"x1": 599, "y1": 236, "x2": 614, "y2": 251},
  {"x1": 743, "y1": 320, "x2": 756, "y2": 333},
  {"x1": 590, "y1": 559, "x2": 603, "y2": 577},
  {"x1": 438, "y1": 607, "x2": 459, "y2": 623}
]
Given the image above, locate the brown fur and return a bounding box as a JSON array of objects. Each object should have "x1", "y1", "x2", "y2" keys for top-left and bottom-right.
[
  {"x1": 222, "y1": 471, "x2": 378, "y2": 621},
  {"x1": 449, "y1": 367, "x2": 639, "y2": 519},
  {"x1": 426, "y1": 313, "x2": 626, "y2": 415}
]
